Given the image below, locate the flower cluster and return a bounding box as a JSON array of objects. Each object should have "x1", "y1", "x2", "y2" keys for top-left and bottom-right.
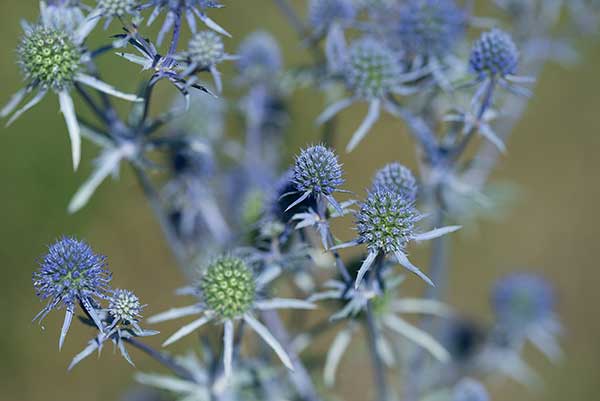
[{"x1": 12, "y1": 0, "x2": 586, "y2": 400}]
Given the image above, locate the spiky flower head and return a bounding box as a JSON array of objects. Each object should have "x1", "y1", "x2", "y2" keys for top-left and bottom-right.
[
  {"x1": 109, "y1": 289, "x2": 143, "y2": 324},
  {"x1": 43, "y1": 0, "x2": 86, "y2": 31},
  {"x1": 344, "y1": 38, "x2": 400, "y2": 100},
  {"x1": 272, "y1": 170, "x2": 318, "y2": 223},
  {"x1": 492, "y1": 273, "x2": 555, "y2": 331},
  {"x1": 237, "y1": 31, "x2": 282, "y2": 82},
  {"x1": 395, "y1": 0, "x2": 466, "y2": 57},
  {"x1": 308, "y1": 0, "x2": 357, "y2": 31},
  {"x1": 200, "y1": 256, "x2": 256, "y2": 319},
  {"x1": 187, "y1": 30, "x2": 225, "y2": 66},
  {"x1": 33, "y1": 237, "x2": 111, "y2": 310},
  {"x1": 17, "y1": 25, "x2": 82, "y2": 91},
  {"x1": 97, "y1": 0, "x2": 138, "y2": 18},
  {"x1": 469, "y1": 29, "x2": 519, "y2": 79},
  {"x1": 356, "y1": 189, "x2": 418, "y2": 253},
  {"x1": 293, "y1": 145, "x2": 344, "y2": 197},
  {"x1": 372, "y1": 162, "x2": 418, "y2": 201}
]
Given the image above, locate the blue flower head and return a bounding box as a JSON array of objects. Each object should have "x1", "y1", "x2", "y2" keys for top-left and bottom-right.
[
  {"x1": 33, "y1": 237, "x2": 111, "y2": 348},
  {"x1": 187, "y1": 30, "x2": 225, "y2": 67},
  {"x1": 236, "y1": 31, "x2": 282, "y2": 82},
  {"x1": 96, "y1": 0, "x2": 139, "y2": 19},
  {"x1": 395, "y1": 0, "x2": 466, "y2": 57},
  {"x1": 344, "y1": 38, "x2": 400, "y2": 100},
  {"x1": 293, "y1": 145, "x2": 344, "y2": 198},
  {"x1": 356, "y1": 189, "x2": 418, "y2": 254},
  {"x1": 308, "y1": 0, "x2": 357, "y2": 32},
  {"x1": 372, "y1": 162, "x2": 418, "y2": 202},
  {"x1": 470, "y1": 29, "x2": 519, "y2": 79},
  {"x1": 492, "y1": 273, "x2": 555, "y2": 332}
]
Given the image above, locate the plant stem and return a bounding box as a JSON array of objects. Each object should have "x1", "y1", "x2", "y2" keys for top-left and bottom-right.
[
  {"x1": 124, "y1": 337, "x2": 197, "y2": 382},
  {"x1": 365, "y1": 302, "x2": 389, "y2": 401}
]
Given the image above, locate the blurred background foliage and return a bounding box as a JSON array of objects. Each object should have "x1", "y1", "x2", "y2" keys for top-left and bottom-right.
[{"x1": 0, "y1": 1, "x2": 598, "y2": 401}]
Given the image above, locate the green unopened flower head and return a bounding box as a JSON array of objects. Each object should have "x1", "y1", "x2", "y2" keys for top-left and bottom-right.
[
  {"x1": 17, "y1": 25, "x2": 82, "y2": 91},
  {"x1": 188, "y1": 30, "x2": 225, "y2": 66},
  {"x1": 97, "y1": 0, "x2": 138, "y2": 18},
  {"x1": 200, "y1": 256, "x2": 256, "y2": 319}
]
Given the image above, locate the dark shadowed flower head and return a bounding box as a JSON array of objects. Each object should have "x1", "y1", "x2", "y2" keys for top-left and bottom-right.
[
  {"x1": 308, "y1": 0, "x2": 357, "y2": 34},
  {"x1": 470, "y1": 29, "x2": 519, "y2": 79},
  {"x1": 395, "y1": 0, "x2": 466, "y2": 58},
  {"x1": 236, "y1": 31, "x2": 282, "y2": 83},
  {"x1": 492, "y1": 273, "x2": 555, "y2": 332},
  {"x1": 371, "y1": 162, "x2": 418, "y2": 201},
  {"x1": 271, "y1": 170, "x2": 318, "y2": 224},
  {"x1": 33, "y1": 237, "x2": 111, "y2": 348}
]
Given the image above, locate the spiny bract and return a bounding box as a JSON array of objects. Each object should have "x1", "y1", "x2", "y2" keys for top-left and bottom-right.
[
  {"x1": 187, "y1": 30, "x2": 225, "y2": 66},
  {"x1": 17, "y1": 25, "x2": 82, "y2": 91},
  {"x1": 372, "y1": 162, "x2": 418, "y2": 201},
  {"x1": 293, "y1": 145, "x2": 344, "y2": 196},
  {"x1": 469, "y1": 28, "x2": 519, "y2": 79},
  {"x1": 109, "y1": 289, "x2": 143, "y2": 324},
  {"x1": 200, "y1": 256, "x2": 256, "y2": 319},
  {"x1": 356, "y1": 189, "x2": 417, "y2": 253},
  {"x1": 344, "y1": 38, "x2": 400, "y2": 100}
]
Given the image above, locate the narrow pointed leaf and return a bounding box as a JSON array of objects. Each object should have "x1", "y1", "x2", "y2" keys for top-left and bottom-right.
[
  {"x1": 76, "y1": 73, "x2": 142, "y2": 102},
  {"x1": 59, "y1": 305, "x2": 75, "y2": 350},
  {"x1": 58, "y1": 91, "x2": 81, "y2": 170},
  {"x1": 324, "y1": 327, "x2": 353, "y2": 387},
  {"x1": 355, "y1": 251, "x2": 377, "y2": 289},
  {"x1": 163, "y1": 315, "x2": 212, "y2": 346},
  {"x1": 395, "y1": 251, "x2": 434, "y2": 286},
  {"x1": 68, "y1": 340, "x2": 99, "y2": 370},
  {"x1": 412, "y1": 226, "x2": 462, "y2": 242},
  {"x1": 316, "y1": 98, "x2": 353, "y2": 125},
  {"x1": 255, "y1": 298, "x2": 316, "y2": 311},
  {"x1": 148, "y1": 305, "x2": 203, "y2": 323},
  {"x1": 6, "y1": 89, "x2": 46, "y2": 126},
  {"x1": 243, "y1": 314, "x2": 293, "y2": 370},
  {"x1": 222, "y1": 320, "x2": 234, "y2": 382},
  {"x1": 383, "y1": 315, "x2": 450, "y2": 362},
  {"x1": 1, "y1": 88, "x2": 28, "y2": 117}
]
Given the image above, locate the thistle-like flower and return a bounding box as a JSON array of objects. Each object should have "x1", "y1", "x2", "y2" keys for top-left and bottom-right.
[
  {"x1": 333, "y1": 188, "x2": 460, "y2": 288},
  {"x1": 371, "y1": 162, "x2": 418, "y2": 202},
  {"x1": 318, "y1": 37, "x2": 421, "y2": 152},
  {"x1": 91, "y1": 0, "x2": 141, "y2": 28},
  {"x1": 236, "y1": 31, "x2": 283, "y2": 84},
  {"x1": 69, "y1": 289, "x2": 158, "y2": 369},
  {"x1": 308, "y1": 0, "x2": 357, "y2": 35},
  {"x1": 141, "y1": 0, "x2": 228, "y2": 46},
  {"x1": 470, "y1": 29, "x2": 519, "y2": 80},
  {"x1": 1, "y1": 6, "x2": 141, "y2": 170},
  {"x1": 182, "y1": 30, "x2": 236, "y2": 92},
  {"x1": 32, "y1": 237, "x2": 111, "y2": 349},
  {"x1": 149, "y1": 255, "x2": 315, "y2": 383},
  {"x1": 287, "y1": 145, "x2": 345, "y2": 214}
]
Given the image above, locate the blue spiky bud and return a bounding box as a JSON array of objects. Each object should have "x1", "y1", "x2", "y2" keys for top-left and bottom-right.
[
  {"x1": 372, "y1": 162, "x2": 418, "y2": 201},
  {"x1": 469, "y1": 29, "x2": 519, "y2": 79},
  {"x1": 17, "y1": 25, "x2": 82, "y2": 91},
  {"x1": 33, "y1": 237, "x2": 111, "y2": 308},
  {"x1": 293, "y1": 145, "x2": 344, "y2": 197},
  {"x1": 237, "y1": 31, "x2": 282, "y2": 82},
  {"x1": 395, "y1": 0, "x2": 466, "y2": 57},
  {"x1": 492, "y1": 273, "x2": 555, "y2": 331},
  {"x1": 356, "y1": 189, "x2": 417, "y2": 253},
  {"x1": 188, "y1": 30, "x2": 225, "y2": 66},
  {"x1": 200, "y1": 256, "x2": 256, "y2": 319},
  {"x1": 344, "y1": 38, "x2": 400, "y2": 100},
  {"x1": 109, "y1": 289, "x2": 143, "y2": 324},
  {"x1": 308, "y1": 0, "x2": 357, "y2": 31}
]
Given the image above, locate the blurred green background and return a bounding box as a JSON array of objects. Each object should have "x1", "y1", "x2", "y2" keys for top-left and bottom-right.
[{"x1": 1, "y1": 1, "x2": 599, "y2": 401}]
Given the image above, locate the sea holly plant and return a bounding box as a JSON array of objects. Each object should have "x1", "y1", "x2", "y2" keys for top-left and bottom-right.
[{"x1": 11, "y1": 1, "x2": 593, "y2": 401}]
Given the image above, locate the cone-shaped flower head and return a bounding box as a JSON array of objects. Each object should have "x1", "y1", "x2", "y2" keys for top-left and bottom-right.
[
  {"x1": 372, "y1": 162, "x2": 418, "y2": 202},
  {"x1": 357, "y1": 189, "x2": 418, "y2": 254},
  {"x1": 188, "y1": 30, "x2": 225, "y2": 66},
  {"x1": 200, "y1": 256, "x2": 256, "y2": 319},
  {"x1": 109, "y1": 289, "x2": 143, "y2": 325},
  {"x1": 344, "y1": 38, "x2": 400, "y2": 100},
  {"x1": 396, "y1": 0, "x2": 466, "y2": 57},
  {"x1": 293, "y1": 145, "x2": 344, "y2": 197},
  {"x1": 237, "y1": 31, "x2": 282, "y2": 82},
  {"x1": 469, "y1": 29, "x2": 519, "y2": 79},
  {"x1": 18, "y1": 25, "x2": 82, "y2": 91}
]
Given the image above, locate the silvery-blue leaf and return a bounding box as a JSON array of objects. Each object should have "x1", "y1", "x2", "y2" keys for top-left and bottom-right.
[
  {"x1": 68, "y1": 339, "x2": 100, "y2": 370},
  {"x1": 243, "y1": 313, "x2": 293, "y2": 370},
  {"x1": 383, "y1": 315, "x2": 450, "y2": 362},
  {"x1": 413, "y1": 226, "x2": 462, "y2": 242},
  {"x1": 163, "y1": 315, "x2": 213, "y2": 346},
  {"x1": 324, "y1": 327, "x2": 353, "y2": 387},
  {"x1": 148, "y1": 305, "x2": 203, "y2": 324},
  {"x1": 346, "y1": 99, "x2": 381, "y2": 152}
]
